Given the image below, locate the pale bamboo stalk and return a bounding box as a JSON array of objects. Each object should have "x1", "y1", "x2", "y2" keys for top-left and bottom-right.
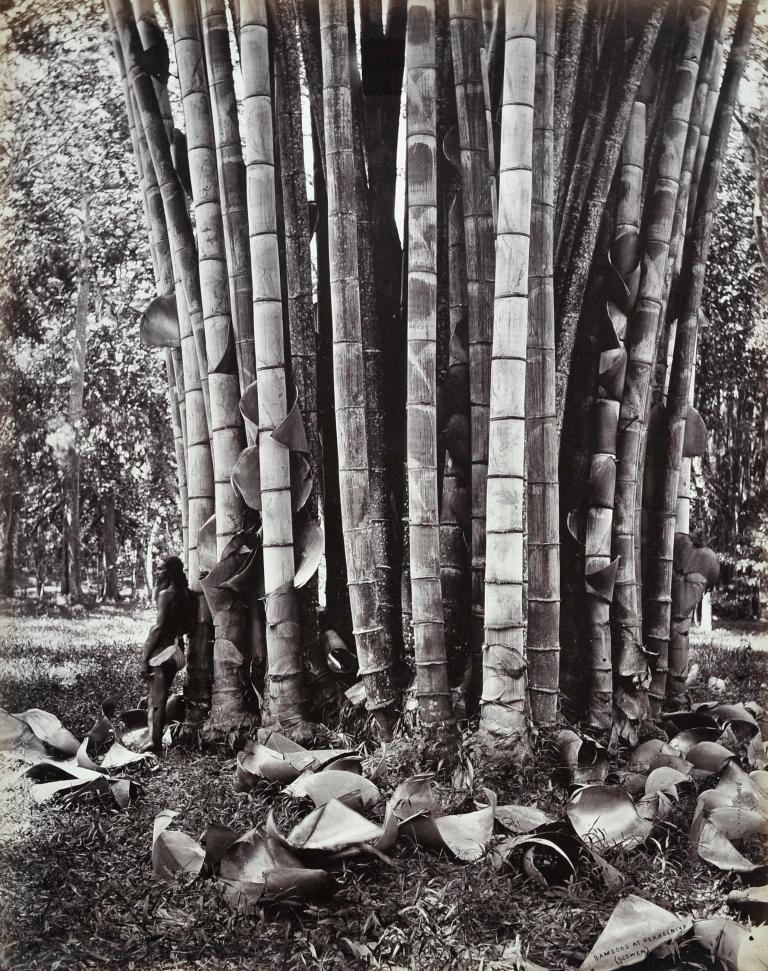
[
  {"x1": 200, "y1": 0, "x2": 257, "y2": 399},
  {"x1": 405, "y1": 0, "x2": 454, "y2": 732},
  {"x1": 112, "y1": 0, "x2": 215, "y2": 595},
  {"x1": 108, "y1": 0, "x2": 216, "y2": 725},
  {"x1": 649, "y1": 0, "x2": 756, "y2": 710},
  {"x1": 131, "y1": 0, "x2": 213, "y2": 438},
  {"x1": 448, "y1": 0, "x2": 495, "y2": 675},
  {"x1": 170, "y1": 0, "x2": 253, "y2": 731},
  {"x1": 170, "y1": 0, "x2": 245, "y2": 555},
  {"x1": 611, "y1": 0, "x2": 713, "y2": 686},
  {"x1": 109, "y1": 15, "x2": 191, "y2": 569},
  {"x1": 319, "y1": 0, "x2": 397, "y2": 731},
  {"x1": 240, "y1": 0, "x2": 304, "y2": 729},
  {"x1": 526, "y1": 0, "x2": 559, "y2": 727},
  {"x1": 481, "y1": 0, "x2": 535, "y2": 748}
]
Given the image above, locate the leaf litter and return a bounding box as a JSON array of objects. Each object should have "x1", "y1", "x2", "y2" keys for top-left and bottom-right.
[{"x1": 2, "y1": 605, "x2": 768, "y2": 969}]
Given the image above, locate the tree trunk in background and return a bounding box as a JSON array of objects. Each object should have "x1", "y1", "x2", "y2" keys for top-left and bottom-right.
[
  {"x1": 526, "y1": 0, "x2": 559, "y2": 727},
  {"x1": 405, "y1": 0, "x2": 454, "y2": 736},
  {"x1": 61, "y1": 195, "x2": 91, "y2": 603},
  {"x1": 102, "y1": 488, "x2": 120, "y2": 600},
  {"x1": 481, "y1": 0, "x2": 535, "y2": 754},
  {"x1": 0, "y1": 492, "x2": 16, "y2": 598},
  {"x1": 319, "y1": 0, "x2": 397, "y2": 734}
]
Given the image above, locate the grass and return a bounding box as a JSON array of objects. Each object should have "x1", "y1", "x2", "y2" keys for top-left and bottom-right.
[{"x1": 0, "y1": 600, "x2": 766, "y2": 971}]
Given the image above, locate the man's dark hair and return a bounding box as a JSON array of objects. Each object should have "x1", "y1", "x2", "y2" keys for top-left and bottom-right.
[{"x1": 156, "y1": 555, "x2": 189, "y2": 597}]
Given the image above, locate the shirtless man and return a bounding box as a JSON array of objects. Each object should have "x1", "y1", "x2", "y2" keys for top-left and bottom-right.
[{"x1": 140, "y1": 555, "x2": 196, "y2": 754}]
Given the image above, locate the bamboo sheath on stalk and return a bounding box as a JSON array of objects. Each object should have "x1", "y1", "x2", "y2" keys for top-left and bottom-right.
[
  {"x1": 131, "y1": 0, "x2": 213, "y2": 437},
  {"x1": 271, "y1": 0, "x2": 337, "y2": 714},
  {"x1": 481, "y1": 0, "x2": 535, "y2": 747},
  {"x1": 348, "y1": 26, "x2": 400, "y2": 674},
  {"x1": 107, "y1": 16, "x2": 191, "y2": 569},
  {"x1": 111, "y1": 0, "x2": 215, "y2": 598},
  {"x1": 240, "y1": 0, "x2": 304, "y2": 728},
  {"x1": 448, "y1": 0, "x2": 495, "y2": 682},
  {"x1": 640, "y1": 6, "x2": 724, "y2": 712},
  {"x1": 553, "y1": 1, "x2": 668, "y2": 433},
  {"x1": 169, "y1": 0, "x2": 253, "y2": 729},
  {"x1": 169, "y1": 0, "x2": 245, "y2": 558},
  {"x1": 584, "y1": 100, "x2": 645, "y2": 731},
  {"x1": 648, "y1": 0, "x2": 757, "y2": 709},
  {"x1": 526, "y1": 0, "x2": 559, "y2": 728},
  {"x1": 318, "y1": 0, "x2": 396, "y2": 728},
  {"x1": 611, "y1": 0, "x2": 713, "y2": 686},
  {"x1": 109, "y1": 0, "x2": 217, "y2": 722},
  {"x1": 405, "y1": 0, "x2": 453, "y2": 731},
  {"x1": 200, "y1": 0, "x2": 257, "y2": 401}
]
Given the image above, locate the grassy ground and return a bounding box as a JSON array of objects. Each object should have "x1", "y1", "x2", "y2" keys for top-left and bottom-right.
[{"x1": 0, "y1": 601, "x2": 766, "y2": 971}]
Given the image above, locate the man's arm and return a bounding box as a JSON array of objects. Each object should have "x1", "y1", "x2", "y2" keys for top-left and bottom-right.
[{"x1": 141, "y1": 589, "x2": 174, "y2": 673}]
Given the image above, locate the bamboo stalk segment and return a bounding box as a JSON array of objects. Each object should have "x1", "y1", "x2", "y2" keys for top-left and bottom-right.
[
  {"x1": 648, "y1": 0, "x2": 757, "y2": 711},
  {"x1": 440, "y1": 192, "x2": 471, "y2": 696},
  {"x1": 170, "y1": 0, "x2": 245, "y2": 557},
  {"x1": 200, "y1": 0, "x2": 257, "y2": 400},
  {"x1": 583, "y1": 100, "x2": 645, "y2": 731},
  {"x1": 448, "y1": 0, "x2": 496, "y2": 675},
  {"x1": 526, "y1": 0, "x2": 559, "y2": 728},
  {"x1": 406, "y1": 0, "x2": 454, "y2": 732},
  {"x1": 611, "y1": 0, "x2": 713, "y2": 687},
  {"x1": 318, "y1": 0, "x2": 397, "y2": 729},
  {"x1": 240, "y1": 0, "x2": 304, "y2": 729},
  {"x1": 169, "y1": 0, "x2": 252, "y2": 731},
  {"x1": 112, "y1": 0, "x2": 215, "y2": 594},
  {"x1": 109, "y1": 5, "x2": 192, "y2": 569},
  {"x1": 271, "y1": 0, "x2": 337, "y2": 717},
  {"x1": 481, "y1": 0, "x2": 535, "y2": 748}
]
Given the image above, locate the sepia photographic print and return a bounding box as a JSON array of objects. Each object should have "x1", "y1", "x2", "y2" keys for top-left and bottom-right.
[{"x1": 0, "y1": 0, "x2": 766, "y2": 968}]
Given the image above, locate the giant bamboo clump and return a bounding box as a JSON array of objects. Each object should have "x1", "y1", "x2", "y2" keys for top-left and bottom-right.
[{"x1": 105, "y1": 0, "x2": 757, "y2": 748}]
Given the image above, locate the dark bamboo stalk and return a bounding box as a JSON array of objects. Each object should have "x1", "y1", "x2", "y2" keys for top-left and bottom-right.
[
  {"x1": 648, "y1": 0, "x2": 757, "y2": 710},
  {"x1": 526, "y1": 0, "x2": 559, "y2": 727},
  {"x1": 554, "y1": 0, "x2": 668, "y2": 434},
  {"x1": 319, "y1": 0, "x2": 397, "y2": 733},
  {"x1": 611, "y1": 0, "x2": 713, "y2": 696},
  {"x1": 448, "y1": 0, "x2": 495, "y2": 683}
]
